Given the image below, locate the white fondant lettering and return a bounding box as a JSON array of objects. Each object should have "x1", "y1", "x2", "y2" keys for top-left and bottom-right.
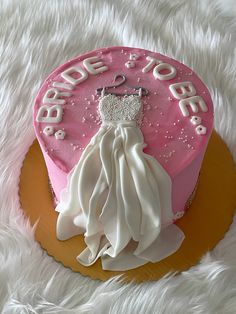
[
  {"x1": 43, "y1": 88, "x2": 71, "y2": 105},
  {"x1": 153, "y1": 63, "x2": 177, "y2": 80},
  {"x1": 179, "y1": 96, "x2": 208, "y2": 117},
  {"x1": 169, "y1": 81, "x2": 196, "y2": 99},
  {"x1": 142, "y1": 56, "x2": 176, "y2": 80},
  {"x1": 61, "y1": 67, "x2": 88, "y2": 85},
  {"x1": 36, "y1": 105, "x2": 63, "y2": 123},
  {"x1": 83, "y1": 56, "x2": 108, "y2": 75},
  {"x1": 53, "y1": 81, "x2": 74, "y2": 90},
  {"x1": 142, "y1": 56, "x2": 162, "y2": 73}
]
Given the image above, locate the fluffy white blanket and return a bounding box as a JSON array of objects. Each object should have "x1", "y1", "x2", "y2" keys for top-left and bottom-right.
[{"x1": 1, "y1": 0, "x2": 236, "y2": 313}]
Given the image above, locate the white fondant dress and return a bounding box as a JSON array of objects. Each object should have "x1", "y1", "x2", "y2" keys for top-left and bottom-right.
[{"x1": 56, "y1": 94, "x2": 185, "y2": 271}]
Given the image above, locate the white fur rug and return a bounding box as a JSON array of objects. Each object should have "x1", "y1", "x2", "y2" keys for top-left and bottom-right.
[{"x1": 1, "y1": 0, "x2": 236, "y2": 313}]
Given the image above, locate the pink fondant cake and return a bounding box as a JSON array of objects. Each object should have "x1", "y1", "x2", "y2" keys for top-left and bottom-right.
[{"x1": 33, "y1": 46, "x2": 214, "y2": 271}]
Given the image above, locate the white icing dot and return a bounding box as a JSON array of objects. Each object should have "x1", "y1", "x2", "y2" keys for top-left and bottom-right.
[
  {"x1": 130, "y1": 53, "x2": 139, "y2": 60},
  {"x1": 82, "y1": 133, "x2": 86, "y2": 137},
  {"x1": 43, "y1": 126, "x2": 54, "y2": 136},
  {"x1": 190, "y1": 116, "x2": 202, "y2": 125},
  {"x1": 55, "y1": 130, "x2": 66, "y2": 140},
  {"x1": 125, "y1": 61, "x2": 135, "y2": 68}
]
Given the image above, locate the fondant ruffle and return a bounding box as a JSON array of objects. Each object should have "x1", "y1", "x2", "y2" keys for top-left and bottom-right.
[{"x1": 56, "y1": 121, "x2": 185, "y2": 271}]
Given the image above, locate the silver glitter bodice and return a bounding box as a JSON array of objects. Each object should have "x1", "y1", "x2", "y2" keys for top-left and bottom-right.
[{"x1": 98, "y1": 94, "x2": 142, "y2": 122}]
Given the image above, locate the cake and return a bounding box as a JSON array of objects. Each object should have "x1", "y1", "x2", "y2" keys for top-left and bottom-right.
[{"x1": 33, "y1": 46, "x2": 214, "y2": 271}]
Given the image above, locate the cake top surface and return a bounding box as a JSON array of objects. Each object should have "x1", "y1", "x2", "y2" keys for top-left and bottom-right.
[{"x1": 33, "y1": 46, "x2": 214, "y2": 176}]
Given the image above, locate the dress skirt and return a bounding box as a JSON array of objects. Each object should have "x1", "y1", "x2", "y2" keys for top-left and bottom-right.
[{"x1": 56, "y1": 121, "x2": 185, "y2": 271}]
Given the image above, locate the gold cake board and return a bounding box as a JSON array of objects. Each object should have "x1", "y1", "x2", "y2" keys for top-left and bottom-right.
[{"x1": 19, "y1": 131, "x2": 236, "y2": 282}]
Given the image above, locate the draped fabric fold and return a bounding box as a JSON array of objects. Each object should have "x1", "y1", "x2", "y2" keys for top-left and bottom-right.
[{"x1": 56, "y1": 121, "x2": 185, "y2": 271}]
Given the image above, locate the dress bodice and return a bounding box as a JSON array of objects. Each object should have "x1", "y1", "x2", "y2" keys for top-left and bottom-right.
[{"x1": 98, "y1": 94, "x2": 142, "y2": 122}]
